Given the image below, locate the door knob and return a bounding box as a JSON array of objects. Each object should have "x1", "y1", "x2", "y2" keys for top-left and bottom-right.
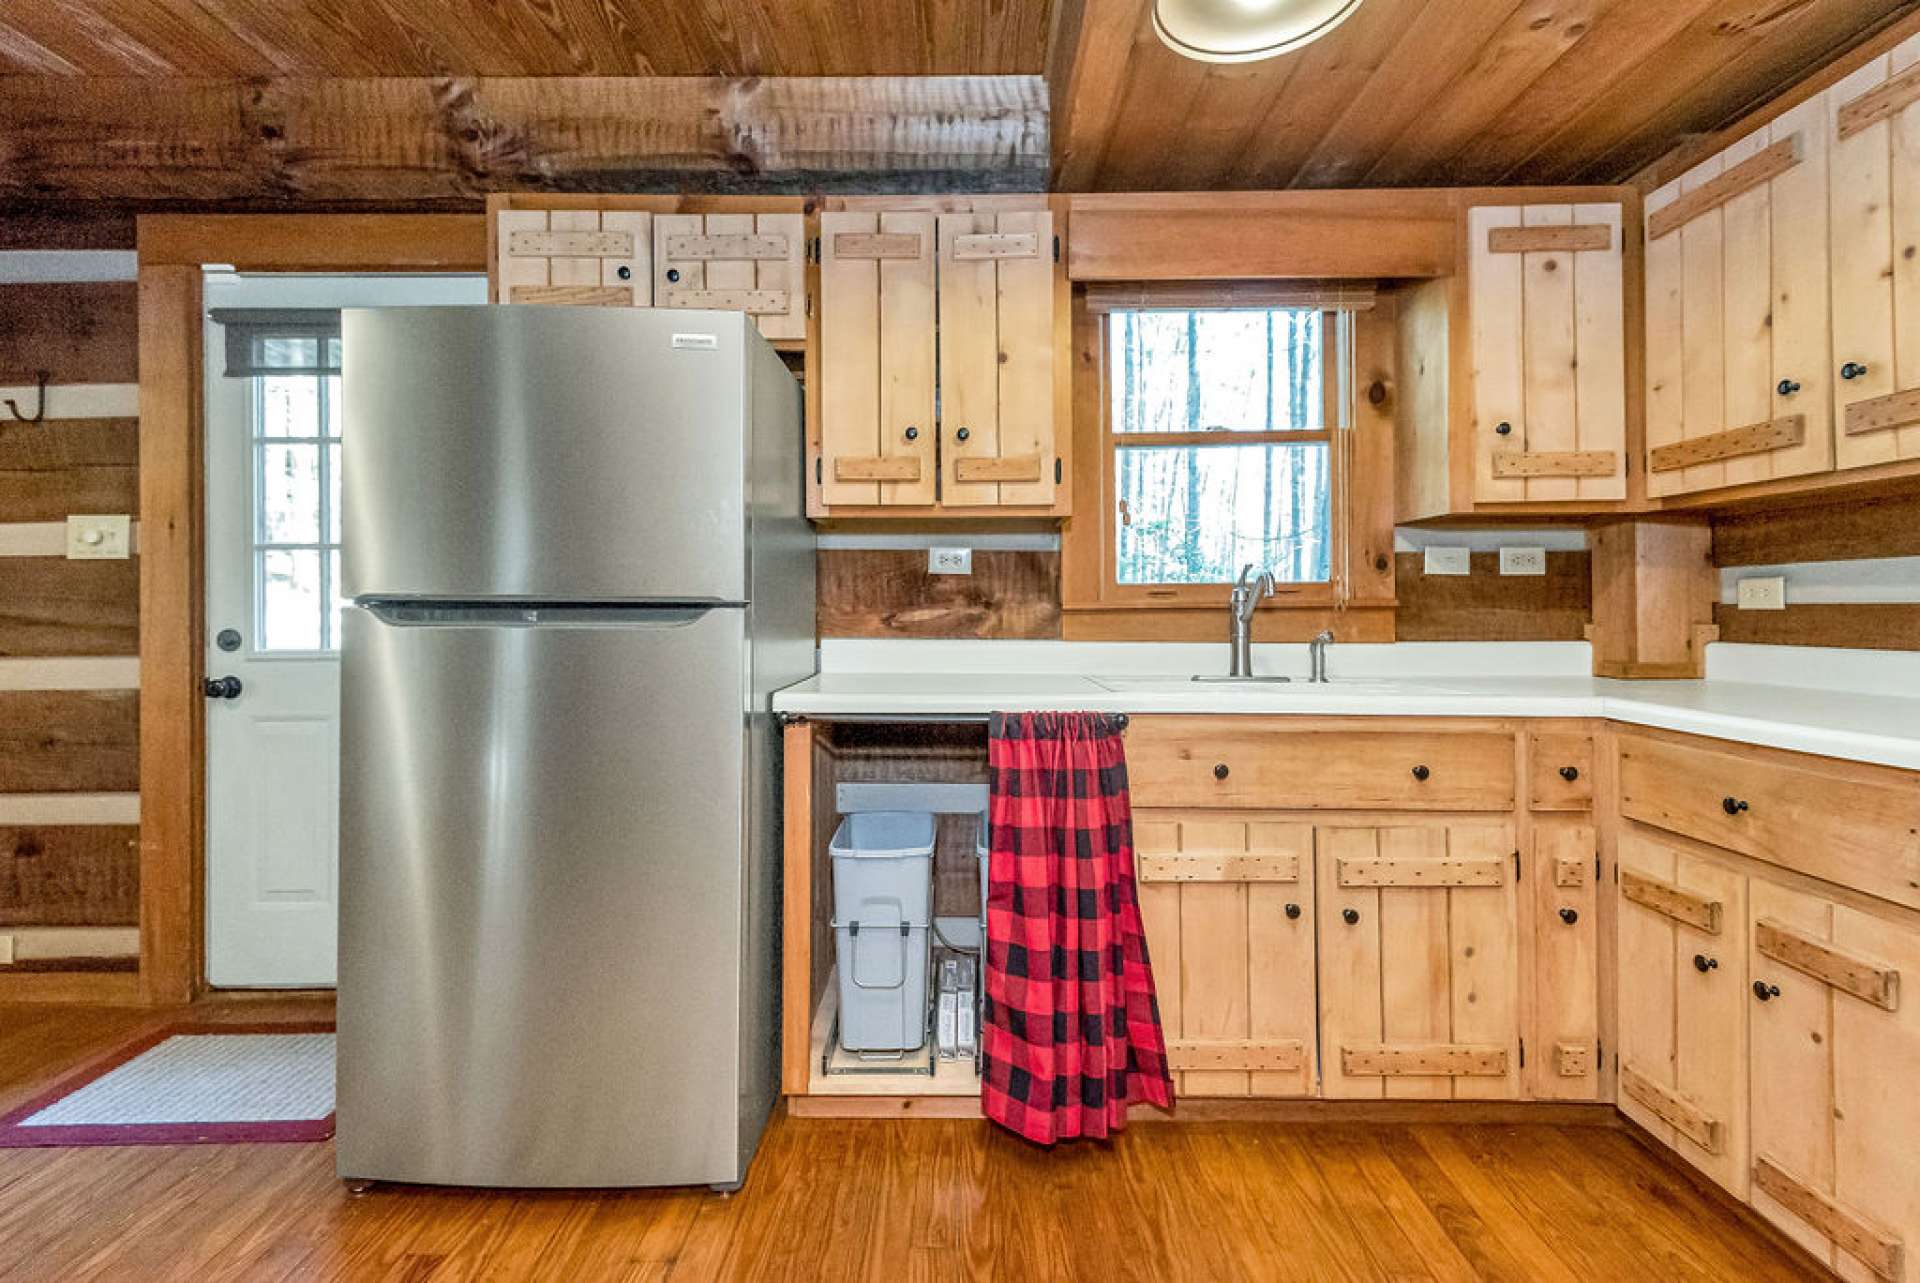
[
  {"x1": 1693, "y1": 953, "x2": 1718, "y2": 973},
  {"x1": 1559, "y1": 907, "x2": 1579, "y2": 925},
  {"x1": 1841, "y1": 361, "x2": 1869, "y2": 380},
  {"x1": 1559, "y1": 766, "x2": 1580, "y2": 781},
  {"x1": 1753, "y1": 981, "x2": 1781, "y2": 1002},
  {"x1": 203, "y1": 675, "x2": 243, "y2": 700},
  {"x1": 1722, "y1": 797, "x2": 1750, "y2": 816},
  {"x1": 1284, "y1": 903, "x2": 1301, "y2": 920},
  {"x1": 1776, "y1": 378, "x2": 1801, "y2": 396},
  {"x1": 1410, "y1": 764, "x2": 1430, "y2": 781}
]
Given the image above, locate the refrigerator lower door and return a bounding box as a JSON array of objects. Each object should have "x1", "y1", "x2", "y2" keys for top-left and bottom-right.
[{"x1": 336, "y1": 604, "x2": 763, "y2": 1188}]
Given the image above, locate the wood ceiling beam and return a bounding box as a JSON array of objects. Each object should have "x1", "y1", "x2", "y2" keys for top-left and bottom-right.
[{"x1": 0, "y1": 75, "x2": 1048, "y2": 207}]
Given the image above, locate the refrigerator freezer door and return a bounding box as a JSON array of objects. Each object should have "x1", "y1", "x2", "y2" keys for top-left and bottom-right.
[
  {"x1": 341, "y1": 306, "x2": 751, "y2": 602},
  {"x1": 335, "y1": 605, "x2": 760, "y2": 1188}
]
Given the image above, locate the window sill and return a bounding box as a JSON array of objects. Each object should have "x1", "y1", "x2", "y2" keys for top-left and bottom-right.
[{"x1": 1058, "y1": 603, "x2": 1396, "y2": 643}]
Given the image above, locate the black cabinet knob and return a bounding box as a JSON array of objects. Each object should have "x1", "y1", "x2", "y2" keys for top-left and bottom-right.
[
  {"x1": 903, "y1": 426, "x2": 918, "y2": 441},
  {"x1": 1841, "y1": 361, "x2": 1869, "y2": 380},
  {"x1": 1411, "y1": 764, "x2": 1430, "y2": 781},
  {"x1": 955, "y1": 427, "x2": 971, "y2": 442},
  {"x1": 1693, "y1": 953, "x2": 1718, "y2": 973},
  {"x1": 203, "y1": 675, "x2": 243, "y2": 700},
  {"x1": 616, "y1": 265, "x2": 632, "y2": 281},
  {"x1": 1722, "y1": 797, "x2": 1750, "y2": 816},
  {"x1": 1753, "y1": 980, "x2": 1781, "y2": 1002},
  {"x1": 665, "y1": 268, "x2": 681, "y2": 283},
  {"x1": 1559, "y1": 907, "x2": 1579, "y2": 925},
  {"x1": 1213, "y1": 762, "x2": 1230, "y2": 781},
  {"x1": 1776, "y1": 378, "x2": 1801, "y2": 396},
  {"x1": 1495, "y1": 421, "x2": 1513, "y2": 436},
  {"x1": 1559, "y1": 765, "x2": 1580, "y2": 782},
  {"x1": 1342, "y1": 908, "x2": 1360, "y2": 925},
  {"x1": 1284, "y1": 903, "x2": 1301, "y2": 920}
]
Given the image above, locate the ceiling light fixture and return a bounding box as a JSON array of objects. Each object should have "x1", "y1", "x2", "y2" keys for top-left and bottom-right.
[{"x1": 1151, "y1": 0, "x2": 1365, "y2": 63}]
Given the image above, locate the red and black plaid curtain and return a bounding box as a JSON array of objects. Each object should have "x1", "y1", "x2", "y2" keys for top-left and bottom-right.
[{"x1": 982, "y1": 711, "x2": 1173, "y2": 1143}]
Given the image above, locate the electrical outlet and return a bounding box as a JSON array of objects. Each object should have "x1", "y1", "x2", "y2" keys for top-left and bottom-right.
[
  {"x1": 67, "y1": 514, "x2": 131, "y2": 560},
  {"x1": 927, "y1": 547, "x2": 972, "y2": 576},
  {"x1": 1737, "y1": 576, "x2": 1787, "y2": 610},
  {"x1": 0, "y1": 934, "x2": 13, "y2": 966},
  {"x1": 1423, "y1": 546, "x2": 1470, "y2": 576},
  {"x1": 1499, "y1": 546, "x2": 1547, "y2": 576}
]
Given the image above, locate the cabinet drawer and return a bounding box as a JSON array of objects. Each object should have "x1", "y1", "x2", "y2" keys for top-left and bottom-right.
[
  {"x1": 1529, "y1": 733, "x2": 1594, "y2": 810},
  {"x1": 1618, "y1": 733, "x2": 1920, "y2": 910},
  {"x1": 1126, "y1": 719, "x2": 1515, "y2": 811}
]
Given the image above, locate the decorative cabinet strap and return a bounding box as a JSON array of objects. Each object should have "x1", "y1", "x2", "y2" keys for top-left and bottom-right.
[
  {"x1": 507, "y1": 285, "x2": 634, "y2": 307},
  {"x1": 1839, "y1": 62, "x2": 1920, "y2": 140},
  {"x1": 1336, "y1": 857, "x2": 1505, "y2": 888},
  {"x1": 506, "y1": 230, "x2": 635, "y2": 258},
  {"x1": 1619, "y1": 868, "x2": 1723, "y2": 933},
  {"x1": 1136, "y1": 852, "x2": 1300, "y2": 883},
  {"x1": 1490, "y1": 450, "x2": 1617, "y2": 478},
  {"x1": 1844, "y1": 387, "x2": 1920, "y2": 438},
  {"x1": 1620, "y1": 1062, "x2": 1722, "y2": 1152},
  {"x1": 1648, "y1": 415, "x2": 1804, "y2": 472},
  {"x1": 1167, "y1": 1039, "x2": 1304, "y2": 1072},
  {"x1": 1754, "y1": 919, "x2": 1900, "y2": 1010},
  {"x1": 1648, "y1": 135, "x2": 1801, "y2": 240},
  {"x1": 1486, "y1": 224, "x2": 1613, "y2": 254},
  {"x1": 662, "y1": 233, "x2": 791, "y2": 261},
  {"x1": 1341, "y1": 1043, "x2": 1509, "y2": 1077},
  {"x1": 1752, "y1": 1156, "x2": 1904, "y2": 1281}
]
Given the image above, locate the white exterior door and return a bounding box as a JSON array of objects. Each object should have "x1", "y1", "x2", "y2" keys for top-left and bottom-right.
[{"x1": 202, "y1": 272, "x2": 486, "y2": 987}]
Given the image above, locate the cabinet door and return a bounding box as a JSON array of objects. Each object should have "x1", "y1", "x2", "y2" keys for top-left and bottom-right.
[
  {"x1": 653, "y1": 212, "x2": 806, "y2": 341},
  {"x1": 1644, "y1": 101, "x2": 1833, "y2": 497},
  {"x1": 816, "y1": 211, "x2": 937, "y2": 507},
  {"x1": 493, "y1": 208, "x2": 651, "y2": 306},
  {"x1": 1531, "y1": 820, "x2": 1599, "y2": 1099},
  {"x1": 1318, "y1": 823, "x2": 1519, "y2": 1100},
  {"x1": 1133, "y1": 815, "x2": 1317, "y2": 1097},
  {"x1": 1832, "y1": 35, "x2": 1920, "y2": 470},
  {"x1": 1829, "y1": 907, "x2": 1917, "y2": 1283},
  {"x1": 936, "y1": 210, "x2": 1056, "y2": 508},
  {"x1": 1467, "y1": 203, "x2": 1626, "y2": 504}
]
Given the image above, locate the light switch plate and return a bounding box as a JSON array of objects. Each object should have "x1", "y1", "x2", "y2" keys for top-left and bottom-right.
[
  {"x1": 1499, "y1": 546, "x2": 1547, "y2": 576},
  {"x1": 1423, "y1": 546, "x2": 1470, "y2": 576},
  {"x1": 1737, "y1": 575, "x2": 1787, "y2": 610},
  {"x1": 67, "y1": 514, "x2": 131, "y2": 560},
  {"x1": 928, "y1": 547, "x2": 972, "y2": 576}
]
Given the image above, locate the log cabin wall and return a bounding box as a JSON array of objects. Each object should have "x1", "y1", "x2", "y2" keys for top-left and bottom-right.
[
  {"x1": 0, "y1": 233, "x2": 143, "y2": 977},
  {"x1": 1710, "y1": 493, "x2": 1920, "y2": 649}
]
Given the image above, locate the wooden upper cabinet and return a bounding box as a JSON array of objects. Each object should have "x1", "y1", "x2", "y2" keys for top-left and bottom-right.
[
  {"x1": 653, "y1": 212, "x2": 806, "y2": 342},
  {"x1": 1831, "y1": 35, "x2": 1920, "y2": 473},
  {"x1": 494, "y1": 208, "x2": 653, "y2": 307},
  {"x1": 813, "y1": 198, "x2": 1066, "y2": 516},
  {"x1": 1468, "y1": 203, "x2": 1628, "y2": 504},
  {"x1": 1643, "y1": 97, "x2": 1834, "y2": 497}
]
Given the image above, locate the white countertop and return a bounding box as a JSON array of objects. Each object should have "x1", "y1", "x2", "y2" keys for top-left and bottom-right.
[{"x1": 771, "y1": 642, "x2": 1920, "y2": 771}]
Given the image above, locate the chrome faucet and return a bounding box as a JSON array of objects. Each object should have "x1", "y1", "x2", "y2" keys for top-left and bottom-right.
[
  {"x1": 1308, "y1": 629, "x2": 1334, "y2": 684},
  {"x1": 1228, "y1": 564, "x2": 1275, "y2": 677}
]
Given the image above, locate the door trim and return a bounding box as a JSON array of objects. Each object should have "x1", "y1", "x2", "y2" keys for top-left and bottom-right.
[{"x1": 135, "y1": 214, "x2": 487, "y2": 1003}]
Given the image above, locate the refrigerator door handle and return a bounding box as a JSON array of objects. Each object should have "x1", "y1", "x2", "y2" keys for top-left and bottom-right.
[{"x1": 359, "y1": 601, "x2": 742, "y2": 628}]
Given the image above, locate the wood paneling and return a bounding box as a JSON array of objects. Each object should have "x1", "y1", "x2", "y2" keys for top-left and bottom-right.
[
  {"x1": 0, "y1": 557, "x2": 139, "y2": 657},
  {"x1": 1051, "y1": 0, "x2": 1915, "y2": 189},
  {"x1": 1712, "y1": 494, "x2": 1920, "y2": 565},
  {"x1": 1394, "y1": 551, "x2": 1591, "y2": 642},
  {"x1": 0, "y1": 691, "x2": 138, "y2": 793},
  {"x1": 0, "y1": 283, "x2": 137, "y2": 385},
  {"x1": 0, "y1": 826, "x2": 139, "y2": 927},
  {"x1": 1713, "y1": 602, "x2": 1920, "y2": 651},
  {"x1": 817, "y1": 548, "x2": 1059, "y2": 639},
  {"x1": 0, "y1": 418, "x2": 138, "y2": 522},
  {"x1": 0, "y1": 76, "x2": 1049, "y2": 206}
]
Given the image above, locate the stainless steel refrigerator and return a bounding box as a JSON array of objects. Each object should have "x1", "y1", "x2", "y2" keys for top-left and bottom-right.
[{"x1": 334, "y1": 306, "x2": 814, "y2": 1190}]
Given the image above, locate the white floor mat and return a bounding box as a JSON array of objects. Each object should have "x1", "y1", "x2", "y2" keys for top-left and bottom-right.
[{"x1": 21, "y1": 1033, "x2": 335, "y2": 1127}]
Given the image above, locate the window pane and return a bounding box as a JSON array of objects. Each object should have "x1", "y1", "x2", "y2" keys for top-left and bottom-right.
[
  {"x1": 1108, "y1": 308, "x2": 1323, "y2": 433},
  {"x1": 328, "y1": 442, "x2": 341, "y2": 544},
  {"x1": 260, "y1": 549, "x2": 323, "y2": 650},
  {"x1": 258, "y1": 337, "x2": 318, "y2": 370},
  {"x1": 259, "y1": 375, "x2": 320, "y2": 438},
  {"x1": 1115, "y1": 443, "x2": 1331, "y2": 585},
  {"x1": 325, "y1": 374, "x2": 342, "y2": 438},
  {"x1": 259, "y1": 443, "x2": 320, "y2": 543}
]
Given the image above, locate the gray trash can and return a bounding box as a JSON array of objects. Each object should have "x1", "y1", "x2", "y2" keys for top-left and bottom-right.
[{"x1": 831, "y1": 811, "x2": 935, "y2": 1052}]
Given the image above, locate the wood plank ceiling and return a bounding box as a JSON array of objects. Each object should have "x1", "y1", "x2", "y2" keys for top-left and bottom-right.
[{"x1": 0, "y1": 0, "x2": 1911, "y2": 204}]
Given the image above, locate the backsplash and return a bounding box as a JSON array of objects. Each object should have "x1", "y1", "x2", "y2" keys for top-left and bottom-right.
[{"x1": 1712, "y1": 494, "x2": 1920, "y2": 650}]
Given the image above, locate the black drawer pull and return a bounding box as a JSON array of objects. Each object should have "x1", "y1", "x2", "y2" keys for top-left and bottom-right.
[
  {"x1": 1722, "y1": 797, "x2": 1749, "y2": 816},
  {"x1": 1693, "y1": 953, "x2": 1718, "y2": 973},
  {"x1": 1559, "y1": 908, "x2": 1579, "y2": 925},
  {"x1": 1342, "y1": 908, "x2": 1360, "y2": 925},
  {"x1": 1495, "y1": 421, "x2": 1513, "y2": 436},
  {"x1": 1776, "y1": 378, "x2": 1801, "y2": 396},
  {"x1": 1284, "y1": 903, "x2": 1301, "y2": 920},
  {"x1": 1753, "y1": 980, "x2": 1781, "y2": 1002},
  {"x1": 1841, "y1": 361, "x2": 1869, "y2": 380},
  {"x1": 903, "y1": 425, "x2": 918, "y2": 441},
  {"x1": 1410, "y1": 764, "x2": 1430, "y2": 781},
  {"x1": 1213, "y1": 763, "x2": 1230, "y2": 781},
  {"x1": 1559, "y1": 765, "x2": 1580, "y2": 782}
]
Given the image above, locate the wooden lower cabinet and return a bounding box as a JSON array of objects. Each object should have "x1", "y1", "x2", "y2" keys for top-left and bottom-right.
[
  {"x1": 1615, "y1": 831, "x2": 1750, "y2": 1196},
  {"x1": 1317, "y1": 822, "x2": 1522, "y2": 1100},
  {"x1": 1134, "y1": 814, "x2": 1317, "y2": 1097},
  {"x1": 1530, "y1": 819, "x2": 1600, "y2": 1099},
  {"x1": 1747, "y1": 877, "x2": 1918, "y2": 1283}
]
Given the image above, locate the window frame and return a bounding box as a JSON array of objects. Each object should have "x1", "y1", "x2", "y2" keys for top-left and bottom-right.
[
  {"x1": 246, "y1": 358, "x2": 344, "y2": 656},
  {"x1": 1092, "y1": 306, "x2": 1352, "y2": 610}
]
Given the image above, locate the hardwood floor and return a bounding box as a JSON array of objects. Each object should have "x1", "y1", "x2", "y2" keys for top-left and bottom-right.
[{"x1": 0, "y1": 1001, "x2": 1820, "y2": 1282}]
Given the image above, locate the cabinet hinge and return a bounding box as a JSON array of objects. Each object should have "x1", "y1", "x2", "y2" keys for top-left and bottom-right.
[
  {"x1": 1596, "y1": 853, "x2": 1602, "y2": 881},
  {"x1": 815, "y1": 457, "x2": 822, "y2": 485},
  {"x1": 805, "y1": 294, "x2": 813, "y2": 317},
  {"x1": 1512, "y1": 850, "x2": 1521, "y2": 882},
  {"x1": 1519, "y1": 1037, "x2": 1526, "y2": 1069},
  {"x1": 808, "y1": 236, "x2": 821, "y2": 263},
  {"x1": 1054, "y1": 457, "x2": 1063, "y2": 484},
  {"x1": 1052, "y1": 234, "x2": 1061, "y2": 263}
]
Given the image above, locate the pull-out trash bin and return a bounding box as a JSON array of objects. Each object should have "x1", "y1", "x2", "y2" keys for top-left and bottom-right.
[{"x1": 831, "y1": 811, "x2": 935, "y2": 1052}]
